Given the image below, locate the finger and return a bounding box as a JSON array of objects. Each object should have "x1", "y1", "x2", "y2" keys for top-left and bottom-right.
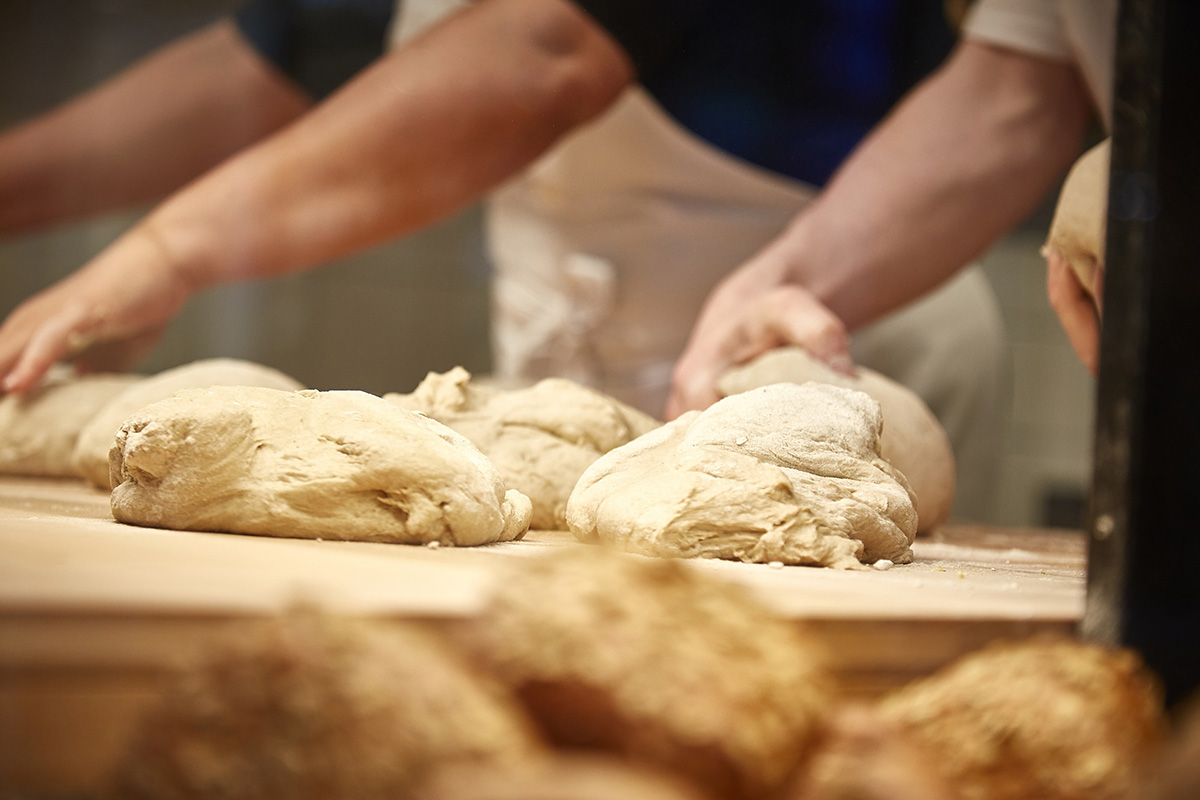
[
  {"x1": 1046, "y1": 251, "x2": 1101, "y2": 375},
  {"x1": 1, "y1": 307, "x2": 90, "y2": 393},
  {"x1": 755, "y1": 286, "x2": 853, "y2": 374}
]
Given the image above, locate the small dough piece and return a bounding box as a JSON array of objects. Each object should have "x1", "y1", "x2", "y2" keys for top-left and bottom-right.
[
  {"x1": 0, "y1": 369, "x2": 142, "y2": 477},
  {"x1": 458, "y1": 547, "x2": 832, "y2": 800},
  {"x1": 1043, "y1": 138, "x2": 1110, "y2": 306},
  {"x1": 387, "y1": 367, "x2": 660, "y2": 530},
  {"x1": 879, "y1": 637, "x2": 1165, "y2": 800},
  {"x1": 108, "y1": 612, "x2": 543, "y2": 800},
  {"x1": 110, "y1": 386, "x2": 531, "y2": 545},
  {"x1": 719, "y1": 347, "x2": 955, "y2": 532},
  {"x1": 72, "y1": 357, "x2": 304, "y2": 489},
  {"x1": 567, "y1": 383, "x2": 917, "y2": 569}
]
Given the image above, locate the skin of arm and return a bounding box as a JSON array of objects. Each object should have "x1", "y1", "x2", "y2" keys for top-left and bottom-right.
[
  {"x1": 666, "y1": 39, "x2": 1092, "y2": 419},
  {"x1": 0, "y1": 19, "x2": 313, "y2": 236},
  {"x1": 0, "y1": 0, "x2": 634, "y2": 392}
]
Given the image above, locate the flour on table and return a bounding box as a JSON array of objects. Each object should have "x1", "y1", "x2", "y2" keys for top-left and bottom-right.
[
  {"x1": 110, "y1": 386, "x2": 531, "y2": 545},
  {"x1": 0, "y1": 368, "x2": 142, "y2": 478},
  {"x1": 566, "y1": 382, "x2": 917, "y2": 569},
  {"x1": 387, "y1": 367, "x2": 660, "y2": 530},
  {"x1": 719, "y1": 347, "x2": 955, "y2": 532},
  {"x1": 72, "y1": 358, "x2": 304, "y2": 489}
]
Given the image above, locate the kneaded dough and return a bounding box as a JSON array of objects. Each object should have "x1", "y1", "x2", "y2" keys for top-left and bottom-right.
[
  {"x1": 0, "y1": 369, "x2": 143, "y2": 477},
  {"x1": 387, "y1": 367, "x2": 660, "y2": 530},
  {"x1": 879, "y1": 637, "x2": 1165, "y2": 800},
  {"x1": 1043, "y1": 138, "x2": 1110, "y2": 306},
  {"x1": 566, "y1": 383, "x2": 917, "y2": 569},
  {"x1": 109, "y1": 612, "x2": 542, "y2": 800},
  {"x1": 458, "y1": 547, "x2": 832, "y2": 800},
  {"x1": 110, "y1": 386, "x2": 532, "y2": 545},
  {"x1": 72, "y1": 357, "x2": 304, "y2": 489},
  {"x1": 719, "y1": 347, "x2": 955, "y2": 532}
]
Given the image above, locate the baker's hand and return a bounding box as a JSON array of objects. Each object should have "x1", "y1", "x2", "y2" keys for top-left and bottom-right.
[
  {"x1": 0, "y1": 226, "x2": 192, "y2": 393},
  {"x1": 1045, "y1": 247, "x2": 1103, "y2": 376},
  {"x1": 667, "y1": 266, "x2": 852, "y2": 420}
]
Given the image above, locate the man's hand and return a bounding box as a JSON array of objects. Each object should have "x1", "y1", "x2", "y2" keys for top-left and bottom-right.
[
  {"x1": 0, "y1": 225, "x2": 192, "y2": 392},
  {"x1": 1045, "y1": 247, "x2": 1103, "y2": 375},
  {"x1": 666, "y1": 258, "x2": 852, "y2": 419}
]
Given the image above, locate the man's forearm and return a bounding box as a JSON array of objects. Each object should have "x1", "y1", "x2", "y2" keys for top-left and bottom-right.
[
  {"x1": 0, "y1": 19, "x2": 311, "y2": 235},
  {"x1": 770, "y1": 40, "x2": 1093, "y2": 331},
  {"x1": 139, "y1": 0, "x2": 634, "y2": 293}
]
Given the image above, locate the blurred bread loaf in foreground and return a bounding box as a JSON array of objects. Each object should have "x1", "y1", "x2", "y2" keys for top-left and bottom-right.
[
  {"x1": 457, "y1": 546, "x2": 833, "y2": 800},
  {"x1": 108, "y1": 612, "x2": 543, "y2": 800},
  {"x1": 877, "y1": 636, "x2": 1165, "y2": 800}
]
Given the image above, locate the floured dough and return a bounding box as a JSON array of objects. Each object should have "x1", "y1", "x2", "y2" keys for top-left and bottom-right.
[
  {"x1": 566, "y1": 383, "x2": 917, "y2": 569},
  {"x1": 458, "y1": 547, "x2": 832, "y2": 800},
  {"x1": 0, "y1": 369, "x2": 142, "y2": 477},
  {"x1": 110, "y1": 386, "x2": 531, "y2": 545},
  {"x1": 387, "y1": 367, "x2": 659, "y2": 529},
  {"x1": 719, "y1": 347, "x2": 955, "y2": 532},
  {"x1": 72, "y1": 357, "x2": 304, "y2": 489},
  {"x1": 1043, "y1": 138, "x2": 1109, "y2": 306}
]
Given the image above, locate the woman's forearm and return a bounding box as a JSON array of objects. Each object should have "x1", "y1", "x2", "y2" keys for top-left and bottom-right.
[{"x1": 0, "y1": 19, "x2": 312, "y2": 235}]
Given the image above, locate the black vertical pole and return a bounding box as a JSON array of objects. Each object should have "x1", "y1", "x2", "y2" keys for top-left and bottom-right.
[{"x1": 1083, "y1": 0, "x2": 1200, "y2": 708}]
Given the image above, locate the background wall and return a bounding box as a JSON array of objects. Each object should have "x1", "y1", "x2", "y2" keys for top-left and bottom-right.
[{"x1": 0, "y1": 0, "x2": 1095, "y2": 528}]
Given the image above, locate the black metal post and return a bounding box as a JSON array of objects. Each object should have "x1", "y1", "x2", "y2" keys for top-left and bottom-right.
[{"x1": 1084, "y1": 0, "x2": 1200, "y2": 708}]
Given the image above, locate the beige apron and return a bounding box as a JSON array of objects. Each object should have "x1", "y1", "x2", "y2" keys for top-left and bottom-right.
[{"x1": 390, "y1": 0, "x2": 1008, "y2": 515}]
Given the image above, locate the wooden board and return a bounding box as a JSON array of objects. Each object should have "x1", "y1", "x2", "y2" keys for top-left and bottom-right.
[{"x1": 0, "y1": 476, "x2": 1087, "y2": 794}]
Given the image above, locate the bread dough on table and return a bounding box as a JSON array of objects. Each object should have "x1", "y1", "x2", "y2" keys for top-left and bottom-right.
[
  {"x1": 458, "y1": 547, "x2": 832, "y2": 800},
  {"x1": 1043, "y1": 138, "x2": 1110, "y2": 306},
  {"x1": 0, "y1": 369, "x2": 143, "y2": 477},
  {"x1": 73, "y1": 357, "x2": 304, "y2": 489},
  {"x1": 566, "y1": 382, "x2": 917, "y2": 569},
  {"x1": 719, "y1": 347, "x2": 955, "y2": 532},
  {"x1": 387, "y1": 367, "x2": 660, "y2": 530},
  {"x1": 110, "y1": 386, "x2": 531, "y2": 545}
]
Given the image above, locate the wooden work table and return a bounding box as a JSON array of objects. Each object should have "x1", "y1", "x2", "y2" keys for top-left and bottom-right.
[{"x1": 0, "y1": 476, "x2": 1087, "y2": 795}]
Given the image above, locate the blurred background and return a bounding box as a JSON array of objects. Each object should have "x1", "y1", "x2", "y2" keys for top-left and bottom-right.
[{"x1": 0, "y1": 0, "x2": 1095, "y2": 528}]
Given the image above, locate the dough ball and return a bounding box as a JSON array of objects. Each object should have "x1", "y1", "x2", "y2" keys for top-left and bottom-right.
[
  {"x1": 566, "y1": 383, "x2": 917, "y2": 569},
  {"x1": 878, "y1": 636, "x2": 1166, "y2": 800},
  {"x1": 718, "y1": 347, "x2": 955, "y2": 533},
  {"x1": 73, "y1": 357, "x2": 304, "y2": 489},
  {"x1": 387, "y1": 367, "x2": 660, "y2": 530},
  {"x1": 110, "y1": 386, "x2": 531, "y2": 545},
  {"x1": 108, "y1": 612, "x2": 543, "y2": 800},
  {"x1": 416, "y1": 755, "x2": 711, "y2": 800},
  {"x1": 1042, "y1": 138, "x2": 1110, "y2": 305},
  {"x1": 0, "y1": 369, "x2": 142, "y2": 477},
  {"x1": 458, "y1": 547, "x2": 833, "y2": 800}
]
